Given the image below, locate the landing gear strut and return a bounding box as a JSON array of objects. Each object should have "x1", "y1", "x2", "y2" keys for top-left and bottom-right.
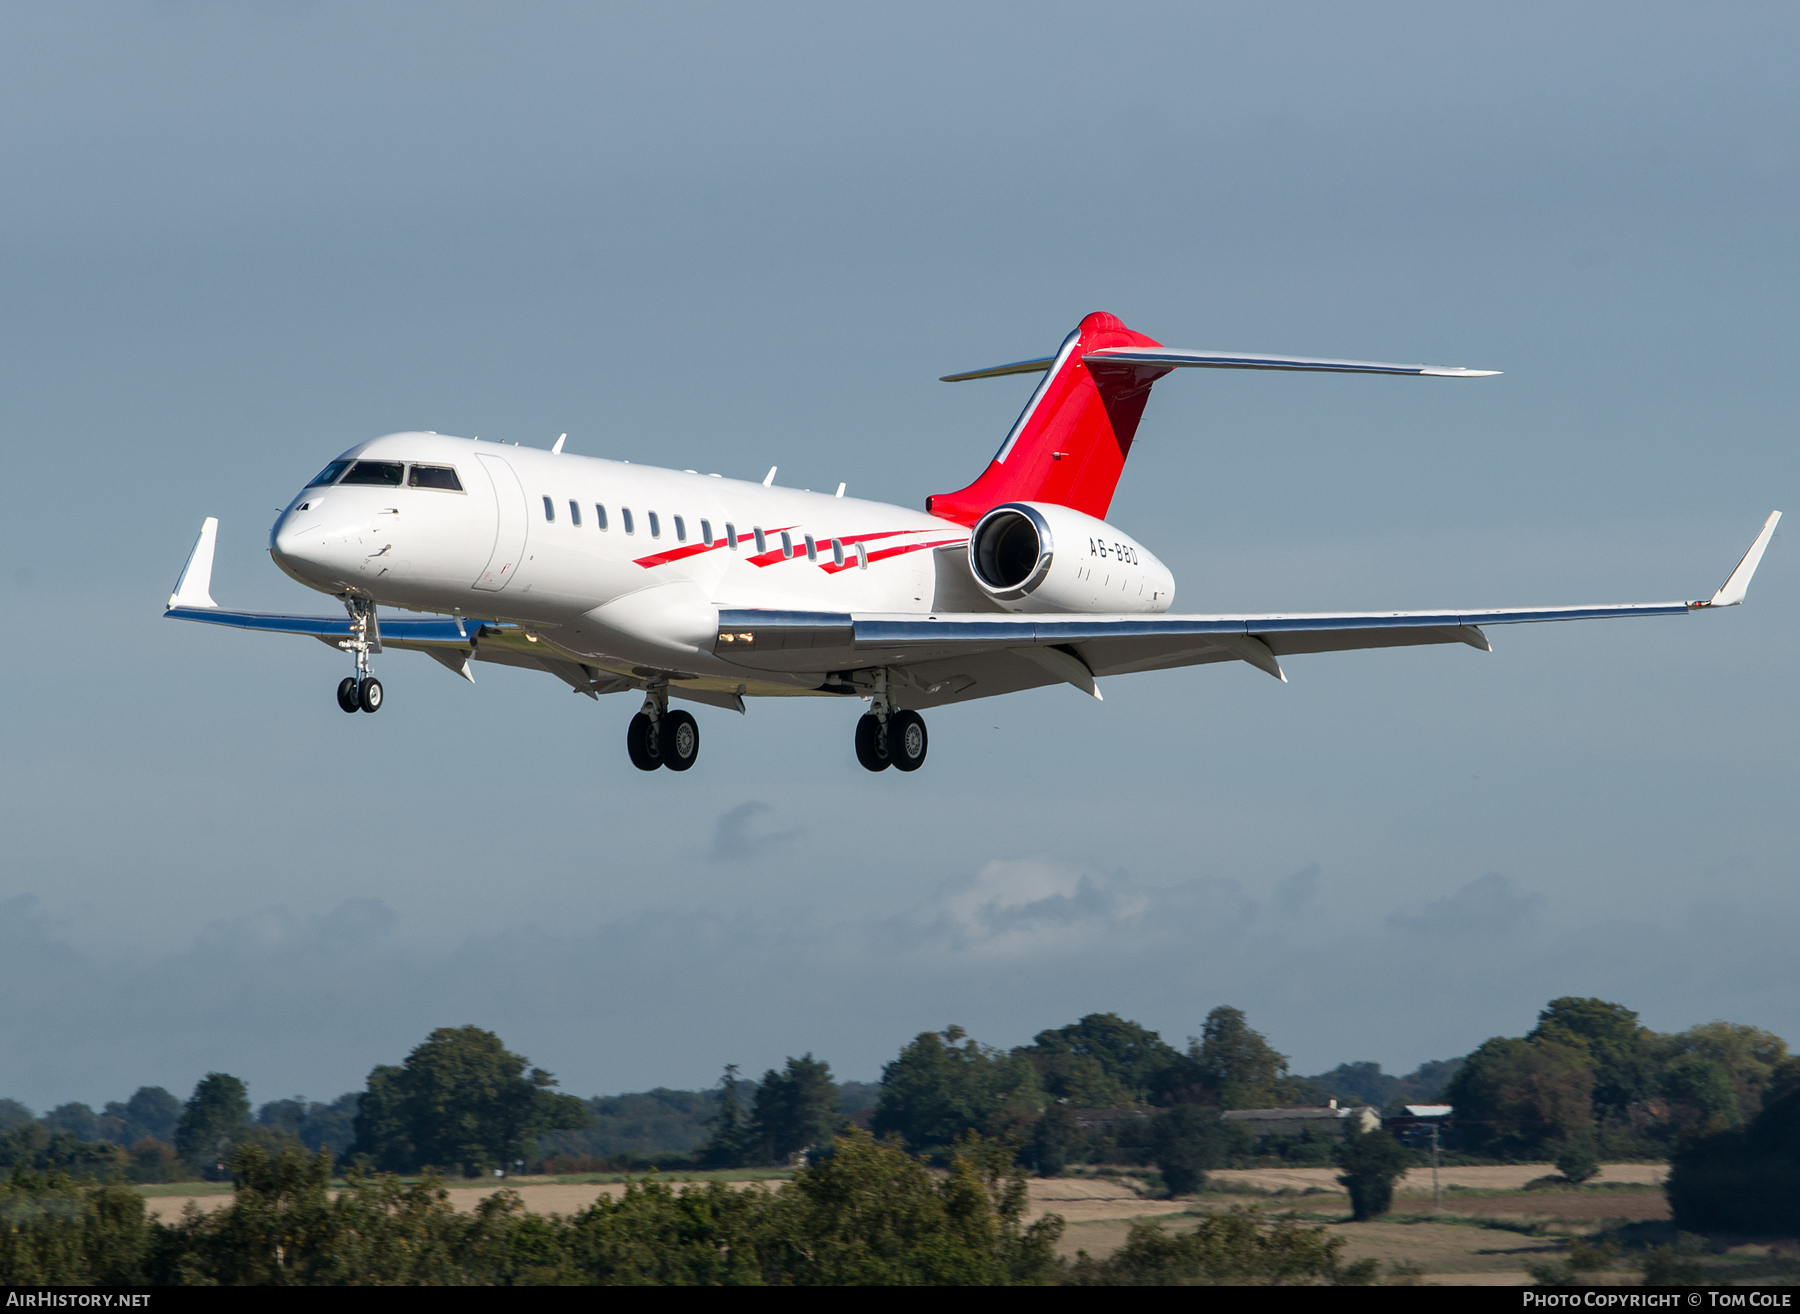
[
  {"x1": 627, "y1": 685, "x2": 701, "y2": 772},
  {"x1": 853, "y1": 668, "x2": 927, "y2": 773},
  {"x1": 335, "y1": 597, "x2": 383, "y2": 713}
]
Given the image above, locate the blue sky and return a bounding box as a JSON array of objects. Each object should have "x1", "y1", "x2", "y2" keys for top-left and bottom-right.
[{"x1": 2, "y1": 2, "x2": 1796, "y2": 1111}]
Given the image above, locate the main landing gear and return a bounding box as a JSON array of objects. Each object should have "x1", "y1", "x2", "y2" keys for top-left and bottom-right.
[
  {"x1": 335, "y1": 596, "x2": 384, "y2": 713},
  {"x1": 336, "y1": 676, "x2": 382, "y2": 713},
  {"x1": 853, "y1": 668, "x2": 927, "y2": 772},
  {"x1": 626, "y1": 685, "x2": 699, "y2": 772}
]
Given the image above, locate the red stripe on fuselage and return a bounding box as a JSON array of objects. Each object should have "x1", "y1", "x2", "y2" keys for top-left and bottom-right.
[
  {"x1": 819, "y1": 537, "x2": 968, "y2": 572},
  {"x1": 744, "y1": 528, "x2": 925, "y2": 568},
  {"x1": 630, "y1": 542, "x2": 720, "y2": 568},
  {"x1": 632, "y1": 524, "x2": 799, "y2": 569},
  {"x1": 634, "y1": 526, "x2": 964, "y2": 571}
]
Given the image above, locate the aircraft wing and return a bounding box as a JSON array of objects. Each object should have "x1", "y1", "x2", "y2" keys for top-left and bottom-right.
[
  {"x1": 163, "y1": 600, "x2": 647, "y2": 697},
  {"x1": 713, "y1": 512, "x2": 1781, "y2": 707}
]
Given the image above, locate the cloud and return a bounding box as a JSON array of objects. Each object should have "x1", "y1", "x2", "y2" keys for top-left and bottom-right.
[
  {"x1": 707, "y1": 801, "x2": 806, "y2": 862},
  {"x1": 1273, "y1": 864, "x2": 1321, "y2": 920},
  {"x1": 191, "y1": 898, "x2": 399, "y2": 959},
  {"x1": 5, "y1": 857, "x2": 1799, "y2": 1113},
  {"x1": 884, "y1": 857, "x2": 1262, "y2": 963},
  {"x1": 1386, "y1": 873, "x2": 1542, "y2": 937}
]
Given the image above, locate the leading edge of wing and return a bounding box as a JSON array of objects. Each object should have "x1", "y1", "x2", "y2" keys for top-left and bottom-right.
[{"x1": 163, "y1": 606, "x2": 477, "y2": 643}]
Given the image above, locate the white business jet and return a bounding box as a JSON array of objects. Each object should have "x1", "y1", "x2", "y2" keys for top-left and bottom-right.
[{"x1": 165, "y1": 312, "x2": 1779, "y2": 774}]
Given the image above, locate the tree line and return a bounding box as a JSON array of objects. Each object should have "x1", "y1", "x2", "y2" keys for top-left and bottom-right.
[
  {"x1": 7, "y1": 998, "x2": 1796, "y2": 1202},
  {"x1": 0, "y1": 1028, "x2": 576, "y2": 1185},
  {"x1": 0, "y1": 1136, "x2": 1392, "y2": 1286},
  {"x1": 1444, "y1": 997, "x2": 1797, "y2": 1162}
]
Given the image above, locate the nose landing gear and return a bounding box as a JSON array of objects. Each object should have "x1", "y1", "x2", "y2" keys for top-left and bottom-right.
[{"x1": 334, "y1": 597, "x2": 385, "y2": 713}]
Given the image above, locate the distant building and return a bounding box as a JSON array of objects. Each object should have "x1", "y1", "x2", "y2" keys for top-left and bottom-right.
[
  {"x1": 1068, "y1": 1107, "x2": 1152, "y2": 1132},
  {"x1": 1222, "y1": 1100, "x2": 1381, "y2": 1136},
  {"x1": 1383, "y1": 1104, "x2": 1460, "y2": 1151}
]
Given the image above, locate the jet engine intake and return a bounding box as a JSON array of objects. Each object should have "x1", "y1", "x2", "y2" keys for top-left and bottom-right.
[{"x1": 966, "y1": 501, "x2": 1173, "y2": 614}]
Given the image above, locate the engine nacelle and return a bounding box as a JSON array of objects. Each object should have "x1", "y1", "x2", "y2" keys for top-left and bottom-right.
[{"x1": 966, "y1": 501, "x2": 1175, "y2": 614}]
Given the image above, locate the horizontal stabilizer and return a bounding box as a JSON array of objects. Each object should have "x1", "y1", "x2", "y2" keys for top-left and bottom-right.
[
  {"x1": 940, "y1": 357, "x2": 1058, "y2": 383},
  {"x1": 942, "y1": 348, "x2": 1498, "y2": 382},
  {"x1": 1081, "y1": 347, "x2": 1499, "y2": 377}
]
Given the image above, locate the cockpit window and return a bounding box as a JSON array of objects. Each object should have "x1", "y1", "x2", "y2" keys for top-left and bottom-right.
[
  {"x1": 307, "y1": 460, "x2": 353, "y2": 487},
  {"x1": 408, "y1": 464, "x2": 463, "y2": 491},
  {"x1": 340, "y1": 461, "x2": 405, "y2": 486}
]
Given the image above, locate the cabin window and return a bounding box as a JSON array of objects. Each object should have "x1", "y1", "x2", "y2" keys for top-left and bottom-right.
[
  {"x1": 307, "y1": 460, "x2": 353, "y2": 487},
  {"x1": 543, "y1": 496, "x2": 555, "y2": 522},
  {"x1": 832, "y1": 538, "x2": 844, "y2": 567},
  {"x1": 701, "y1": 520, "x2": 713, "y2": 546},
  {"x1": 596, "y1": 504, "x2": 608, "y2": 530},
  {"x1": 804, "y1": 534, "x2": 817, "y2": 562},
  {"x1": 856, "y1": 542, "x2": 868, "y2": 570},
  {"x1": 648, "y1": 511, "x2": 661, "y2": 539},
  {"x1": 725, "y1": 523, "x2": 737, "y2": 549},
  {"x1": 674, "y1": 515, "x2": 686, "y2": 542},
  {"x1": 753, "y1": 527, "x2": 766, "y2": 554},
  {"x1": 341, "y1": 461, "x2": 404, "y2": 486},
  {"x1": 569, "y1": 500, "x2": 581, "y2": 526},
  {"x1": 622, "y1": 508, "x2": 635, "y2": 534},
  {"x1": 780, "y1": 531, "x2": 793, "y2": 558},
  {"x1": 408, "y1": 464, "x2": 463, "y2": 491}
]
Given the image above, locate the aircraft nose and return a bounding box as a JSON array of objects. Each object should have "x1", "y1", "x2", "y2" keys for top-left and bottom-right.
[
  {"x1": 270, "y1": 508, "x2": 336, "y2": 583},
  {"x1": 270, "y1": 512, "x2": 310, "y2": 563}
]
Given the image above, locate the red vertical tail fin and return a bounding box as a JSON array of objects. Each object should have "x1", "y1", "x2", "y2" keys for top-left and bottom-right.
[{"x1": 926, "y1": 312, "x2": 1171, "y2": 525}]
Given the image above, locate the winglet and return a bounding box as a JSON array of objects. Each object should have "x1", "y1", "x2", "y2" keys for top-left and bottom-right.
[
  {"x1": 1701, "y1": 511, "x2": 1781, "y2": 608},
  {"x1": 168, "y1": 517, "x2": 219, "y2": 610}
]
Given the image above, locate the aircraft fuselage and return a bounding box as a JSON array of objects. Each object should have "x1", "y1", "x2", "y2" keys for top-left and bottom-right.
[{"x1": 268, "y1": 431, "x2": 1173, "y2": 695}]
